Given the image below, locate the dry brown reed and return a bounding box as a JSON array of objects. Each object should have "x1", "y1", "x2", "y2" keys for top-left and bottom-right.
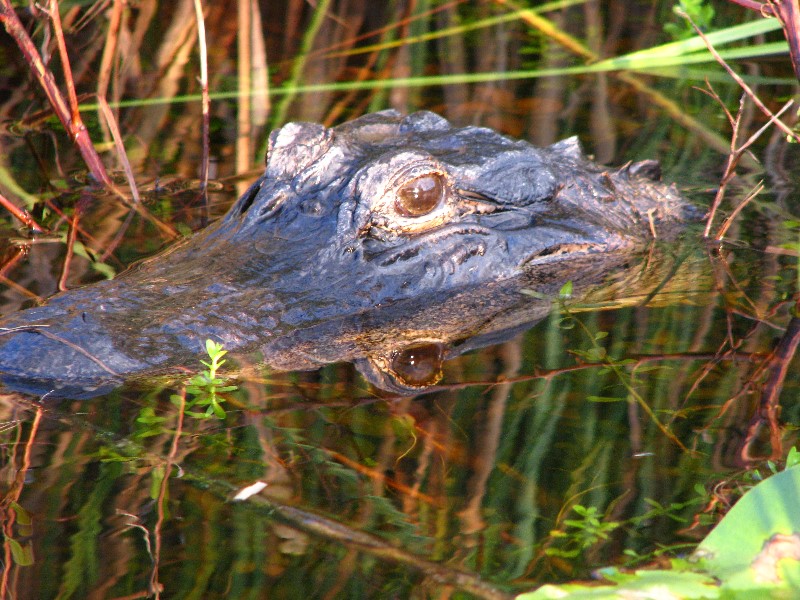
[{"x1": 0, "y1": 0, "x2": 112, "y2": 186}]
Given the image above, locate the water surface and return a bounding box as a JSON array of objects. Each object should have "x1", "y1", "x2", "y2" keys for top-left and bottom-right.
[{"x1": 1, "y1": 2, "x2": 799, "y2": 598}]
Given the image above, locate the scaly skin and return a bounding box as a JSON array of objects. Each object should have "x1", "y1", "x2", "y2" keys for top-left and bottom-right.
[{"x1": 0, "y1": 111, "x2": 699, "y2": 397}]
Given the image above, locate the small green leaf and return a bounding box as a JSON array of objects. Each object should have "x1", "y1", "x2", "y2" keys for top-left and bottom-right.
[
  {"x1": 786, "y1": 447, "x2": 800, "y2": 469},
  {"x1": 585, "y1": 347, "x2": 607, "y2": 361},
  {"x1": 520, "y1": 288, "x2": 548, "y2": 299},
  {"x1": 6, "y1": 537, "x2": 34, "y2": 566},
  {"x1": 186, "y1": 411, "x2": 210, "y2": 419},
  {"x1": 587, "y1": 396, "x2": 624, "y2": 403},
  {"x1": 9, "y1": 501, "x2": 31, "y2": 526},
  {"x1": 149, "y1": 466, "x2": 166, "y2": 500},
  {"x1": 90, "y1": 262, "x2": 117, "y2": 280},
  {"x1": 558, "y1": 317, "x2": 576, "y2": 329},
  {"x1": 136, "y1": 407, "x2": 167, "y2": 425}
]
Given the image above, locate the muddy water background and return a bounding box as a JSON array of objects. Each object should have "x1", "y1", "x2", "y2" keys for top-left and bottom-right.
[{"x1": 1, "y1": 1, "x2": 800, "y2": 598}]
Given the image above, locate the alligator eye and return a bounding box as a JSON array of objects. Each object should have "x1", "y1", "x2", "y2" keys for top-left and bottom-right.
[
  {"x1": 389, "y1": 343, "x2": 444, "y2": 387},
  {"x1": 395, "y1": 173, "x2": 445, "y2": 217}
]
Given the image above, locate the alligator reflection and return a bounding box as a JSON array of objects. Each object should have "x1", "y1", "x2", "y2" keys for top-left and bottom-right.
[
  {"x1": 1, "y1": 242, "x2": 705, "y2": 398},
  {"x1": 341, "y1": 245, "x2": 706, "y2": 394}
]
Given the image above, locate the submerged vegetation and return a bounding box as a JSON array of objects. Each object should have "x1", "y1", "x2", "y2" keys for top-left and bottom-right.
[{"x1": 1, "y1": 0, "x2": 800, "y2": 598}]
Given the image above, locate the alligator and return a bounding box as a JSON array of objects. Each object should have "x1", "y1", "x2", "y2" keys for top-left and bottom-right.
[{"x1": 0, "y1": 110, "x2": 699, "y2": 398}]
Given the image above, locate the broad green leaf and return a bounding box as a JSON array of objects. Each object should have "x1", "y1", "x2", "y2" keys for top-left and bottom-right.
[
  {"x1": 694, "y1": 465, "x2": 800, "y2": 591},
  {"x1": 517, "y1": 567, "x2": 719, "y2": 599}
]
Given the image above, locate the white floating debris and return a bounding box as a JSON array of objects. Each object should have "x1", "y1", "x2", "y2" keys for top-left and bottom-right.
[{"x1": 232, "y1": 481, "x2": 268, "y2": 501}]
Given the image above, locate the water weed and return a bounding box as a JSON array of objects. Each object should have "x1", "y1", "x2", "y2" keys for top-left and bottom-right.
[{"x1": 171, "y1": 339, "x2": 238, "y2": 419}]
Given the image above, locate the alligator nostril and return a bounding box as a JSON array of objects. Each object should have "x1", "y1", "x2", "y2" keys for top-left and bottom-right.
[{"x1": 237, "y1": 180, "x2": 262, "y2": 215}]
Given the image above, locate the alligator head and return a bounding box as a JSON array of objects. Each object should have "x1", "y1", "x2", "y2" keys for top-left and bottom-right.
[{"x1": 0, "y1": 110, "x2": 698, "y2": 397}]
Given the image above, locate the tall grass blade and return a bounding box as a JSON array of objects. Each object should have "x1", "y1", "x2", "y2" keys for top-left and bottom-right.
[{"x1": 592, "y1": 18, "x2": 785, "y2": 71}]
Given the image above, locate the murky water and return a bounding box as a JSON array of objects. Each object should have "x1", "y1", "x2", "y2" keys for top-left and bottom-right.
[{"x1": 1, "y1": 2, "x2": 799, "y2": 598}]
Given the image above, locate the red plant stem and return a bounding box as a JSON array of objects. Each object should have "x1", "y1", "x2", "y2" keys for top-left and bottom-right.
[
  {"x1": 49, "y1": 0, "x2": 80, "y2": 121},
  {"x1": 97, "y1": 0, "x2": 123, "y2": 101},
  {"x1": 0, "y1": 247, "x2": 25, "y2": 278},
  {"x1": 57, "y1": 209, "x2": 80, "y2": 291},
  {"x1": 772, "y1": 0, "x2": 800, "y2": 83},
  {"x1": 0, "y1": 1, "x2": 112, "y2": 186},
  {"x1": 739, "y1": 306, "x2": 800, "y2": 463},
  {"x1": 0, "y1": 190, "x2": 46, "y2": 232},
  {"x1": 728, "y1": 0, "x2": 800, "y2": 83},
  {"x1": 727, "y1": 0, "x2": 776, "y2": 13},
  {"x1": 0, "y1": 407, "x2": 42, "y2": 598}
]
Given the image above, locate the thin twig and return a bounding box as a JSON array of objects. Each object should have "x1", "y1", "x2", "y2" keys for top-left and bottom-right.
[
  {"x1": 98, "y1": 96, "x2": 141, "y2": 203},
  {"x1": 716, "y1": 182, "x2": 764, "y2": 239},
  {"x1": 193, "y1": 0, "x2": 210, "y2": 210},
  {"x1": 96, "y1": 0, "x2": 123, "y2": 101},
  {"x1": 727, "y1": 0, "x2": 776, "y2": 14},
  {"x1": 48, "y1": 0, "x2": 80, "y2": 122},
  {"x1": 702, "y1": 88, "x2": 745, "y2": 237},
  {"x1": 679, "y1": 7, "x2": 800, "y2": 143},
  {"x1": 708, "y1": 97, "x2": 792, "y2": 239},
  {"x1": 730, "y1": 0, "x2": 800, "y2": 82},
  {"x1": 0, "y1": 1, "x2": 112, "y2": 186},
  {"x1": 0, "y1": 190, "x2": 46, "y2": 232},
  {"x1": 697, "y1": 83, "x2": 794, "y2": 238},
  {"x1": 57, "y1": 206, "x2": 79, "y2": 291}
]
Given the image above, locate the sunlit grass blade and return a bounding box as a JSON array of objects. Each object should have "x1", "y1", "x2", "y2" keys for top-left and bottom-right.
[
  {"x1": 323, "y1": 0, "x2": 588, "y2": 59},
  {"x1": 76, "y1": 14, "x2": 790, "y2": 114},
  {"x1": 599, "y1": 17, "x2": 783, "y2": 64},
  {"x1": 591, "y1": 18, "x2": 785, "y2": 71},
  {"x1": 589, "y1": 41, "x2": 788, "y2": 73}
]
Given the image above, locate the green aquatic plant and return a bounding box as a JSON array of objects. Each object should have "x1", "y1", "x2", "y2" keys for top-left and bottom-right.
[
  {"x1": 172, "y1": 339, "x2": 238, "y2": 419},
  {"x1": 546, "y1": 505, "x2": 621, "y2": 558},
  {"x1": 520, "y1": 454, "x2": 800, "y2": 598},
  {"x1": 545, "y1": 494, "x2": 701, "y2": 563},
  {"x1": 3, "y1": 501, "x2": 33, "y2": 567},
  {"x1": 664, "y1": 0, "x2": 715, "y2": 40}
]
